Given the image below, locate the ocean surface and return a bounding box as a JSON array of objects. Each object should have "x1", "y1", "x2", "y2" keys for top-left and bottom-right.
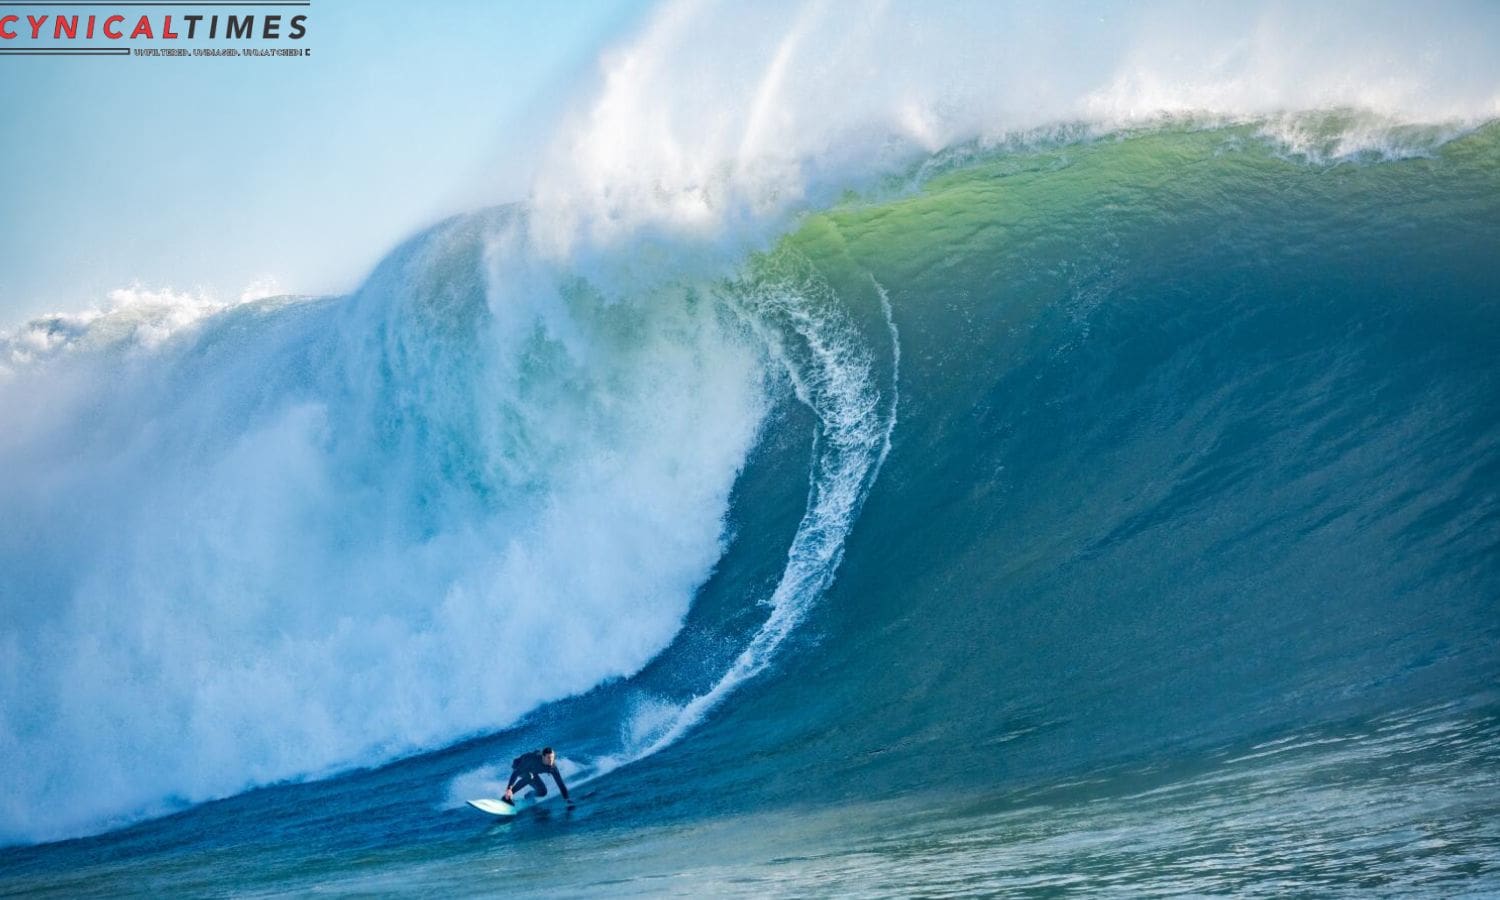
[{"x1": 3, "y1": 71, "x2": 1499, "y2": 899}]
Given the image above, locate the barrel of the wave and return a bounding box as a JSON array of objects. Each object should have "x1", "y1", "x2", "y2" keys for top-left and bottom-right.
[{"x1": 674, "y1": 121, "x2": 1500, "y2": 813}]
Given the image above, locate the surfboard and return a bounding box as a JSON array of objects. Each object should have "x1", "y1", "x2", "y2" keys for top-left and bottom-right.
[
  {"x1": 467, "y1": 788, "x2": 589, "y2": 817},
  {"x1": 467, "y1": 797, "x2": 519, "y2": 816}
]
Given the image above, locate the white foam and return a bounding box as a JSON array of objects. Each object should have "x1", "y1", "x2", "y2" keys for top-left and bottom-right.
[
  {"x1": 0, "y1": 214, "x2": 769, "y2": 844},
  {"x1": 0, "y1": 284, "x2": 260, "y2": 378},
  {"x1": 577, "y1": 256, "x2": 900, "y2": 783}
]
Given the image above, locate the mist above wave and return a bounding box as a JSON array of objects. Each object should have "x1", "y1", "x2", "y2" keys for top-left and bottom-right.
[{"x1": 529, "y1": 0, "x2": 1499, "y2": 255}]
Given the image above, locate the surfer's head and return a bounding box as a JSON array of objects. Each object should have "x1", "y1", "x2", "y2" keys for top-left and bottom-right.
[{"x1": 542, "y1": 747, "x2": 556, "y2": 765}]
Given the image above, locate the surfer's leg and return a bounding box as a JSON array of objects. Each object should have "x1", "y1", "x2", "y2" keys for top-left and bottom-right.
[
  {"x1": 530, "y1": 778, "x2": 549, "y2": 799},
  {"x1": 506, "y1": 771, "x2": 531, "y2": 800}
]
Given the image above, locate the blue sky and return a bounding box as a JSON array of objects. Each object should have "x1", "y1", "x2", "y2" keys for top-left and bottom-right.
[{"x1": 0, "y1": 0, "x2": 648, "y2": 325}]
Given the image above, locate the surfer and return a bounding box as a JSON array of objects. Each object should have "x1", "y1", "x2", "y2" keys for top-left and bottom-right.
[{"x1": 503, "y1": 747, "x2": 572, "y2": 806}]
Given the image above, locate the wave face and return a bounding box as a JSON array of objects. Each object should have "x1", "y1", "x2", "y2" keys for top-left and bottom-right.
[
  {"x1": 746, "y1": 121, "x2": 1500, "y2": 789},
  {"x1": 1, "y1": 2, "x2": 1499, "y2": 890}
]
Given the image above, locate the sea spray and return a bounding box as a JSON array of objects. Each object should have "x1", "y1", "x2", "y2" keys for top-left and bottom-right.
[{"x1": 0, "y1": 211, "x2": 768, "y2": 844}]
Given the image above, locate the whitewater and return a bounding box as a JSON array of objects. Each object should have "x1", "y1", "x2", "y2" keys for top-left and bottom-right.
[{"x1": 2, "y1": 1, "x2": 1499, "y2": 895}]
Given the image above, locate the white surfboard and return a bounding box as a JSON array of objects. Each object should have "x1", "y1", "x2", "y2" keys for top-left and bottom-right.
[{"x1": 467, "y1": 797, "x2": 519, "y2": 816}]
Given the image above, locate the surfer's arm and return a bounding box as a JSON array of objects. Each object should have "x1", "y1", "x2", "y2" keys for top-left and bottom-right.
[{"x1": 548, "y1": 766, "x2": 571, "y2": 801}]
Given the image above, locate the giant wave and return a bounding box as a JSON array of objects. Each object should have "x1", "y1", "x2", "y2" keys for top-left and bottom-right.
[{"x1": 2, "y1": 0, "x2": 1499, "y2": 858}]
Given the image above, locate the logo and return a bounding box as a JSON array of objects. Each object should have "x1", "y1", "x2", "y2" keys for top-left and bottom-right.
[{"x1": 0, "y1": 2, "x2": 311, "y2": 59}]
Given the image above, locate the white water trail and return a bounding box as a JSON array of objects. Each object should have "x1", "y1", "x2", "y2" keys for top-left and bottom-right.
[{"x1": 575, "y1": 260, "x2": 901, "y2": 782}]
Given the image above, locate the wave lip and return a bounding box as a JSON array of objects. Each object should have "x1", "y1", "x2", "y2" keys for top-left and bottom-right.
[{"x1": 528, "y1": 0, "x2": 1500, "y2": 255}]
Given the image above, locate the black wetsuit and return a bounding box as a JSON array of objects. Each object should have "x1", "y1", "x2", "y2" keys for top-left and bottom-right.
[{"x1": 507, "y1": 751, "x2": 570, "y2": 801}]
